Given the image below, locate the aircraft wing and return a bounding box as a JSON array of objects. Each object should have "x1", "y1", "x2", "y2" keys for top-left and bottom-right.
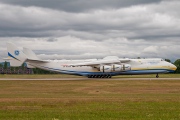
[
  {"x1": 119, "y1": 59, "x2": 130, "y2": 63},
  {"x1": 68, "y1": 59, "x2": 130, "y2": 67},
  {"x1": 68, "y1": 59, "x2": 119, "y2": 66}
]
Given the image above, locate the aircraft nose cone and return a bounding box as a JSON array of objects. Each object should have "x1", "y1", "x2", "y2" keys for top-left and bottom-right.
[{"x1": 172, "y1": 64, "x2": 177, "y2": 71}]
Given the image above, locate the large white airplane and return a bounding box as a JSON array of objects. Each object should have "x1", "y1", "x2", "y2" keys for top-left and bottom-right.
[{"x1": 5, "y1": 43, "x2": 177, "y2": 78}]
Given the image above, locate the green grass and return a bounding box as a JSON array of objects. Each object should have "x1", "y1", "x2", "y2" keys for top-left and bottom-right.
[
  {"x1": 114, "y1": 74, "x2": 180, "y2": 78},
  {"x1": 0, "y1": 80, "x2": 180, "y2": 120},
  {"x1": 0, "y1": 74, "x2": 82, "y2": 79}
]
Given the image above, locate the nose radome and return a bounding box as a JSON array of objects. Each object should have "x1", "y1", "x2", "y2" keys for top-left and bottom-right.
[{"x1": 172, "y1": 64, "x2": 177, "y2": 71}]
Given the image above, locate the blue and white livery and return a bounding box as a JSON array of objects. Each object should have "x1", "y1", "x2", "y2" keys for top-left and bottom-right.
[{"x1": 5, "y1": 43, "x2": 177, "y2": 78}]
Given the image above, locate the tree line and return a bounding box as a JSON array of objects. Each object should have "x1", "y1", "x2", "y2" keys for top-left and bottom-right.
[
  {"x1": 163, "y1": 59, "x2": 180, "y2": 73},
  {"x1": 0, "y1": 62, "x2": 55, "y2": 74},
  {"x1": 174, "y1": 59, "x2": 180, "y2": 73}
]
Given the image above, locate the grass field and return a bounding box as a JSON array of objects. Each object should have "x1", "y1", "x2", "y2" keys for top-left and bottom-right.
[{"x1": 0, "y1": 74, "x2": 180, "y2": 120}]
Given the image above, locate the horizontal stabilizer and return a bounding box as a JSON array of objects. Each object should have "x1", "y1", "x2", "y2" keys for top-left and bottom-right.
[
  {"x1": 3, "y1": 57, "x2": 23, "y2": 67},
  {"x1": 3, "y1": 57, "x2": 12, "y2": 60},
  {"x1": 26, "y1": 59, "x2": 49, "y2": 63}
]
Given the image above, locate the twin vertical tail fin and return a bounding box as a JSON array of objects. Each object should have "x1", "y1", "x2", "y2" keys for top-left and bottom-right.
[
  {"x1": 23, "y1": 47, "x2": 40, "y2": 68},
  {"x1": 5, "y1": 42, "x2": 39, "y2": 67},
  {"x1": 23, "y1": 47, "x2": 40, "y2": 60},
  {"x1": 6, "y1": 43, "x2": 27, "y2": 67}
]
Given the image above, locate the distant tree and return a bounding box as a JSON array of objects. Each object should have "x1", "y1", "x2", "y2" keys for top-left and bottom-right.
[
  {"x1": 165, "y1": 59, "x2": 171, "y2": 63},
  {"x1": 15, "y1": 67, "x2": 19, "y2": 73},
  {"x1": 33, "y1": 68, "x2": 53, "y2": 74},
  {"x1": 21, "y1": 63, "x2": 25, "y2": 70},
  {"x1": 137, "y1": 57, "x2": 141, "y2": 59},
  {"x1": 10, "y1": 67, "x2": 14, "y2": 71},
  {"x1": 0, "y1": 64, "x2": 3, "y2": 68},
  {"x1": 3, "y1": 61, "x2": 8, "y2": 69},
  {"x1": 174, "y1": 59, "x2": 180, "y2": 73}
]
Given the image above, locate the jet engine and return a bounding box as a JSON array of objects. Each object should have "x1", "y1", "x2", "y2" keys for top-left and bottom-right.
[
  {"x1": 111, "y1": 64, "x2": 122, "y2": 72},
  {"x1": 100, "y1": 65, "x2": 111, "y2": 72},
  {"x1": 122, "y1": 64, "x2": 131, "y2": 71},
  {"x1": 100, "y1": 64, "x2": 131, "y2": 73}
]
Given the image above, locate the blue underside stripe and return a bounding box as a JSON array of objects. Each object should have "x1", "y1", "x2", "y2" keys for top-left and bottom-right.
[{"x1": 8, "y1": 52, "x2": 20, "y2": 61}]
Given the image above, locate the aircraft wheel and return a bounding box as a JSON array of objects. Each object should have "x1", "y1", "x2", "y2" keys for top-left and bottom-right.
[
  {"x1": 106, "y1": 75, "x2": 109, "y2": 78},
  {"x1": 156, "y1": 74, "x2": 159, "y2": 78}
]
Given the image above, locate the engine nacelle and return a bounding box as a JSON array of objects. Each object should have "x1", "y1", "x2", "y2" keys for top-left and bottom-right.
[
  {"x1": 100, "y1": 64, "x2": 131, "y2": 72},
  {"x1": 100, "y1": 65, "x2": 111, "y2": 72},
  {"x1": 111, "y1": 64, "x2": 122, "y2": 72},
  {"x1": 122, "y1": 64, "x2": 131, "y2": 71}
]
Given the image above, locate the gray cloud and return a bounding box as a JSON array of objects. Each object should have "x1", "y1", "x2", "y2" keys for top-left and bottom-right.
[
  {"x1": 47, "y1": 38, "x2": 58, "y2": 42},
  {"x1": 0, "y1": 1, "x2": 180, "y2": 40},
  {"x1": 0, "y1": 36, "x2": 179, "y2": 62},
  {"x1": 0, "y1": 0, "x2": 180, "y2": 62},
  {"x1": 0, "y1": 0, "x2": 162, "y2": 12}
]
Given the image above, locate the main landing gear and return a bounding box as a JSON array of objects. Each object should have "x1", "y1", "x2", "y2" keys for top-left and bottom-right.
[
  {"x1": 156, "y1": 73, "x2": 159, "y2": 78},
  {"x1": 87, "y1": 74, "x2": 112, "y2": 78}
]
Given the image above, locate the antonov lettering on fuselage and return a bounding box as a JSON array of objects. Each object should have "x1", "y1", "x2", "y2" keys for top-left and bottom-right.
[{"x1": 5, "y1": 43, "x2": 177, "y2": 78}]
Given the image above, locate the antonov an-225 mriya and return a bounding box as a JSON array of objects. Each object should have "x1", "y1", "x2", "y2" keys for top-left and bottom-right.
[{"x1": 5, "y1": 43, "x2": 177, "y2": 78}]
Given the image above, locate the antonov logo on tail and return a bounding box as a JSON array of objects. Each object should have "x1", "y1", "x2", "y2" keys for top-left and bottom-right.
[
  {"x1": 14, "y1": 50, "x2": 19, "y2": 56},
  {"x1": 6, "y1": 43, "x2": 177, "y2": 78}
]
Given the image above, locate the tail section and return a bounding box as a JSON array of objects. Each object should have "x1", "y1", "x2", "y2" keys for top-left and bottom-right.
[
  {"x1": 6, "y1": 42, "x2": 47, "y2": 68},
  {"x1": 6, "y1": 43, "x2": 27, "y2": 67},
  {"x1": 3, "y1": 57, "x2": 23, "y2": 67},
  {"x1": 23, "y1": 47, "x2": 40, "y2": 68},
  {"x1": 23, "y1": 47, "x2": 40, "y2": 60}
]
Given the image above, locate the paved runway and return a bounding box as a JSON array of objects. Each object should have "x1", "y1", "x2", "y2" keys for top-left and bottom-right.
[{"x1": 0, "y1": 78, "x2": 180, "y2": 80}]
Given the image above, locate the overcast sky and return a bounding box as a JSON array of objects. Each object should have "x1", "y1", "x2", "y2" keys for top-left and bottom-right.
[{"x1": 0, "y1": 0, "x2": 180, "y2": 62}]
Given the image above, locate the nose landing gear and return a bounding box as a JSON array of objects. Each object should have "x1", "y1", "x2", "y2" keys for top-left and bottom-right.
[{"x1": 156, "y1": 74, "x2": 159, "y2": 78}]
